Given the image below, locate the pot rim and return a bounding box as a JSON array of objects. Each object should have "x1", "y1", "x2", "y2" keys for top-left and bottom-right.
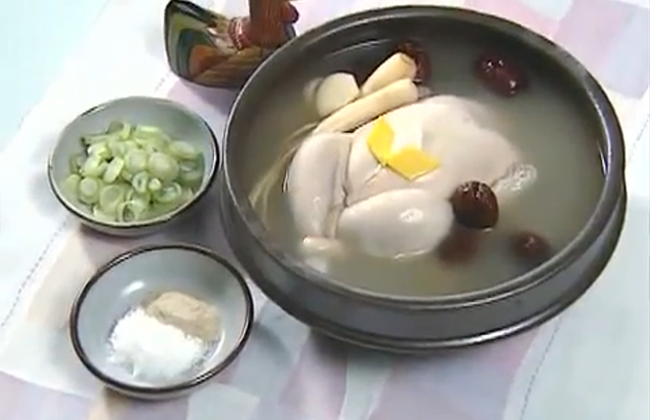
[{"x1": 223, "y1": 5, "x2": 626, "y2": 308}]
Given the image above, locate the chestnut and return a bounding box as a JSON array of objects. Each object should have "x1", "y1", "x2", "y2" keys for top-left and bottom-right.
[
  {"x1": 437, "y1": 224, "x2": 482, "y2": 265},
  {"x1": 509, "y1": 231, "x2": 552, "y2": 268},
  {"x1": 475, "y1": 53, "x2": 528, "y2": 97},
  {"x1": 396, "y1": 41, "x2": 430, "y2": 82},
  {"x1": 450, "y1": 181, "x2": 499, "y2": 229}
]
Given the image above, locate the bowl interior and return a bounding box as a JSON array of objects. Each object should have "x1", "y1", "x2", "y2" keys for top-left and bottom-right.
[
  {"x1": 49, "y1": 96, "x2": 218, "y2": 227},
  {"x1": 229, "y1": 13, "x2": 609, "y2": 190},
  {"x1": 224, "y1": 7, "x2": 621, "y2": 299},
  {"x1": 72, "y1": 246, "x2": 252, "y2": 390}
]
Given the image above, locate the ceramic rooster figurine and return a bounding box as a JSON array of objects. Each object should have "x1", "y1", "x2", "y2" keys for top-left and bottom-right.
[{"x1": 164, "y1": 0, "x2": 299, "y2": 89}]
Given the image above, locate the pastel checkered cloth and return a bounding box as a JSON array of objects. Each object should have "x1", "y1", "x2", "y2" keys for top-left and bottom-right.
[{"x1": 0, "y1": 0, "x2": 647, "y2": 419}]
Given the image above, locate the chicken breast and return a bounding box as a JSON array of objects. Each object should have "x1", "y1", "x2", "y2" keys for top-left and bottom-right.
[{"x1": 345, "y1": 95, "x2": 520, "y2": 206}]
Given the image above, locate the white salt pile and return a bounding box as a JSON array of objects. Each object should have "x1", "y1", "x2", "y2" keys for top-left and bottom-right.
[{"x1": 108, "y1": 307, "x2": 207, "y2": 382}]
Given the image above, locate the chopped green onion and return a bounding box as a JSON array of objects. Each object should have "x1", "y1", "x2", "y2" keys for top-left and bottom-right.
[
  {"x1": 92, "y1": 205, "x2": 114, "y2": 222},
  {"x1": 103, "y1": 157, "x2": 125, "y2": 183},
  {"x1": 81, "y1": 133, "x2": 113, "y2": 146},
  {"x1": 87, "y1": 142, "x2": 111, "y2": 159},
  {"x1": 134, "y1": 124, "x2": 171, "y2": 141},
  {"x1": 125, "y1": 189, "x2": 151, "y2": 203},
  {"x1": 123, "y1": 140, "x2": 139, "y2": 153},
  {"x1": 106, "y1": 121, "x2": 132, "y2": 140},
  {"x1": 168, "y1": 141, "x2": 199, "y2": 160},
  {"x1": 179, "y1": 160, "x2": 197, "y2": 172},
  {"x1": 179, "y1": 156, "x2": 204, "y2": 187},
  {"x1": 134, "y1": 137, "x2": 167, "y2": 153},
  {"x1": 63, "y1": 174, "x2": 81, "y2": 196},
  {"x1": 107, "y1": 139, "x2": 128, "y2": 157},
  {"x1": 116, "y1": 199, "x2": 148, "y2": 222},
  {"x1": 78, "y1": 177, "x2": 101, "y2": 204},
  {"x1": 81, "y1": 155, "x2": 106, "y2": 177},
  {"x1": 153, "y1": 182, "x2": 182, "y2": 204},
  {"x1": 124, "y1": 149, "x2": 148, "y2": 173},
  {"x1": 148, "y1": 178, "x2": 162, "y2": 192},
  {"x1": 99, "y1": 184, "x2": 126, "y2": 215},
  {"x1": 120, "y1": 170, "x2": 133, "y2": 182},
  {"x1": 149, "y1": 188, "x2": 194, "y2": 218},
  {"x1": 148, "y1": 152, "x2": 179, "y2": 182},
  {"x1": 131, "y1": 171, "x2": 150, "y2": 194},
  {"x1": 179, "y1": 169, "x2": 203, "y2": 186},
  {"x1": 67, "y1": 121, "x2": 204, "y2": 223},
  {"x1": 69, "y1": 154, "x2": 86, "y2": 174}
]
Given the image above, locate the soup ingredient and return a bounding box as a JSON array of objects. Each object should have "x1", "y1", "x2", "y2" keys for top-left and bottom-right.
[
  {"x1": 338, "y1": 189, "x2": 454, "y2": 258},
  {"x1": 396, "y1": 41, "x2": 430, "y2": 82},
  {"x1": 366, "y1": 117, "x2": 440, "y2": 180},
  {"x1": 300, "y1": 236, "x2": 345, "y2": 273},
  {"x1": 313, "y1": 73, "x2": 360, "y2": 117},
  {"x1": 346, "y1": 96, "x2": 521, "y2": 206},
  {"x1": 303, "y1": 77, "x2": 323, "y2": 103},
  {"x1": 145, "y1": 292, "x2": 221, "y2": 342},
  {"x1": 387, "y1": 147, "x2": 440, "y2": 180},
  {"x1": 251, "y1": 33, "x2": 604, "y2": 296},
  {"x1": 509, "y1": 230, "x2": 552, "y2": 268},
  {"x1": 437, "y1": 224, "x2": 482, "y2": 264},
  {"x1": 285, "y1": 94, "x2": 528, "y2": 259},
  {"x1": 475, "y1": 53, "x2": 528, "y2": 97},
  {"x1": 365, "y1": 116, "x2": 394, "y2": 164},
  {"x1": 492, "y1": 163, "x2": 538, "y2": 203},
  {"x1": 249, "y1": 124, "x2": 316, "y2": 226},
  {"x1": 108, "y1": 308, "x2": 206, "y2": 382},
  {"x1": 450, "y1": 181, "x2": 499, "y2": 229},
  {"x1": 285, "y1": 132, "x2": 352, "y2": 237},
  {"x1": 314, "y1": 78, "x2": 419, "y2": 134},
  {"x1": 360, "y1": 52, "x2": 417, "y2": 97},
  {"x1": 63, "y1": 121, "x2": 204, "y2": 223}
]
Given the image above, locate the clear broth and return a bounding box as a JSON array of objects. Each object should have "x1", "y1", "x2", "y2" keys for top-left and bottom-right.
[{"x1": 240, "y1": 36, "x2": 604, "y2": 297}]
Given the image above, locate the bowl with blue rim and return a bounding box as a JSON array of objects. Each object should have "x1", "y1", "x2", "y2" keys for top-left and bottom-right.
[
  {"x1": 47, "y1": 96, "x2": 219, "y2": 236},
  {"x1": 69, "y1": 243, "x2": 254, "y2": 400}
]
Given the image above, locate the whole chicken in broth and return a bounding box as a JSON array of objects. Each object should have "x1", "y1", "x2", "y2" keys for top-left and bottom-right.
[
  {"x1": 247, "y1": 39, "x2": 603, "y2": 296},
  {"x1": 285, "y1": 93, "x2": 534, "y2": 261}
]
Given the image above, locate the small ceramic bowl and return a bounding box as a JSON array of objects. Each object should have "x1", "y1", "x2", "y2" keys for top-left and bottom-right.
[
  {"x1": 48, "y1": 96, "x2": 219, "y2": 237},
  {"x1": 69, "y1": 244, "x2": 254, "y2": 400}
]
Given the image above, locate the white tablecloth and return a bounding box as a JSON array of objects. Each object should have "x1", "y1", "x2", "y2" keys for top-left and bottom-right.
[{"x1": 0, "y1": 0, "x2": 647, "y2": 419}]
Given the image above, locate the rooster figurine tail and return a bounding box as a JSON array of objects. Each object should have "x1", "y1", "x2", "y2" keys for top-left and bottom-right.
[{"x1": 163, "y1": 0, "x2": 299, "y2": 89}]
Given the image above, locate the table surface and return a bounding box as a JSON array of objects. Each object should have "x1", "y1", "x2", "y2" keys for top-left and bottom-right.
[{"x1": 0, "y1": 0, "x2": 648, "y2": 419}]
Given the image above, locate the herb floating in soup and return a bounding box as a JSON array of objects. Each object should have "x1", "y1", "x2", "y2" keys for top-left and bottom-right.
[
  {"x1": 63, "y1": 121, "x2": 204, "y2": 223},
  {"x1": 246, "y1": 36, "x2": 603, "y2": 296}
]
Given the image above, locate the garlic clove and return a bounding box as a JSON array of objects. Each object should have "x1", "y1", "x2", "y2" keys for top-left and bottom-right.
[{"x1": 314, "y1": 72, "x2": 360, "y2": 117}]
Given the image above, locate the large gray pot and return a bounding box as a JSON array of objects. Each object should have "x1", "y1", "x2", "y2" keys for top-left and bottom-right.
[{"x1": 218, "y1": 6, "x2": 626, "y2": 352}]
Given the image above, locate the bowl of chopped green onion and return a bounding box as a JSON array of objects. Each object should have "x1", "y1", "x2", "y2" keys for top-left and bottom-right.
[{"x1": 48, "y1": 96, "x2": 219, "y2": 236}]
